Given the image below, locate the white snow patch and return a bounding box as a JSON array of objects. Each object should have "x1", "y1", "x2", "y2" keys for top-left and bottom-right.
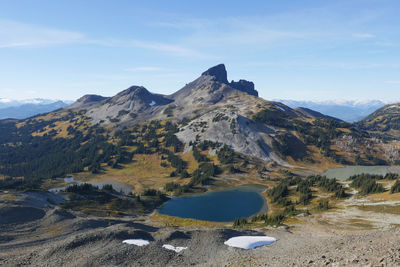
[
  {"x1": 275, "y1": 105, "x2": 286, "y2": 111},
  {"x1": 224, "y1": 236, "x2": 276, "y2": 250},
  {"x1": 122, "y1": 239, "x2": 150, "y2": 246},
  {"x1": 149, "y1": 100, "x2": 156, "y2": 106},
  {"x1": 162, "y1": 244, "x2": 187, "y2": 252}
]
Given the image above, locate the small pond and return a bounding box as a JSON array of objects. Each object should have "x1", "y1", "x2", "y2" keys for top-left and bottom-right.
[
  {"x1": 158, "y1": 185, "x2": 266, "y2": 222},
  {"x1": 322, "y1": 165, "x2": 400, "y2": 180},
  {"x1": 49, "y1": 177, "x2": 133, "y2": 195}
]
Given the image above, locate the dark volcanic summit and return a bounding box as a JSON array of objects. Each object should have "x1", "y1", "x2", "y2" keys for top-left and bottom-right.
[
  {"x1": 201, "y1": 64, "x2": 229, "y2": 84},
  {"x1": 201, "y1": 64, "x2": 258, "y2": 97}
]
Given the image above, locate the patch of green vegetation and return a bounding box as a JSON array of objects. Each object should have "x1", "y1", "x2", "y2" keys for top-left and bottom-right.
[
  {"x1": 192, "y1": 146, "x2": 209, "y2": 162},
  {"x1": 190, "y1": 162, "x2": 218, "y2": 186},
  {"x1": 253, "y1": 108, "x2": 290, "y2": 127},
  {"x1": 315, "y1": 200, "x2": 330, "y2": 211},
  {"x1": 233, "y1": 217, "x2": 248, "y2": 227},
  {"x1": 108, "y1": 117, "x2": 120, "y2": 123},
  {"x1": 163, "y1": 104, "x2": 176, "y2": 117},
  {"x1": 217, "y1": 145, "x2": 235, "y2": 164},
  {"x1": 117, "y1": 110, "x2": 130, "y2": 117},
  {"x1": 267, "y1": 182, "x2": 290, "y2": 206},
  {"x1": 349, "y1": 174, "x2": 385, "y2": 195},
  {"x1": 212, "y1": 113, "x2": 229, "y2": 122},
  {"x1": 233, "y1": 205, "x2": 308, "y2": 228},
  {"x1": 61, "y1": 183, "x2": 168, "y2": 216},
  {"x1": 0, "y1": 116, "x2": 125, "y2": 191},
  {"x1": 391, "y1": 180, "x2": 400, "y2": 193},
  {"x1": 272, "y1": 133, "x2": 306, "y2": 159}
]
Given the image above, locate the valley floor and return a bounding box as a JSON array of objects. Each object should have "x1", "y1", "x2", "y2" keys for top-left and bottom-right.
[{"x1": 1, "y1": 192, "x2": 400, "y2": 267}]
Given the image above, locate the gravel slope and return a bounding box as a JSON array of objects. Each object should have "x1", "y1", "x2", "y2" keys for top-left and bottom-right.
[{"x1": 1, "y1": 203, "x2": 400, "y2": 267}]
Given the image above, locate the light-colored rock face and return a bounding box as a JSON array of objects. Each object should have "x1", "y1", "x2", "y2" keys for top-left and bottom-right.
[
  {"x1": 76, "y1": 86, "x2": 173, "y2": 125},
  {"x1": 176, "y1": 108, "x2": 287, "y2": 165},
  {"x1": 61, "y1": 64, "x2": 322, "y2": 164}
]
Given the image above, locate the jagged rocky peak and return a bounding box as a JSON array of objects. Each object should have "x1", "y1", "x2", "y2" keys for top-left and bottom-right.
[
  {"x1": 201, "y1": 64, "x2": 228, "y2": 84},
  {"x1": 230, "y1": 79, "x2": 258, "y2": 97},
  {"x1": 201, "y1": 64, "x2": 258, "y2": 97},
  {"x1": 76, "y1": 94, "x2": 108, "y2": 104}
]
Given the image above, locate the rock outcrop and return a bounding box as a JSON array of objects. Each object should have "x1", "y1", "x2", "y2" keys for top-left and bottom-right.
[
  {"x1": 201, "y1": 64, "x2": 228, "y2": 84},
  {"x1": 230, "y1": 79, "x2": 258, "y2": 97}
]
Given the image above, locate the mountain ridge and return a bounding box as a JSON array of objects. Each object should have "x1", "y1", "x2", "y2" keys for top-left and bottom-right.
[
  {"x1": 1, "y1": 64, "x2": 399, "y2": 194},
  {"x1": 279, "y1": 99, "x2": 387, "y2": 122},
  {"x1": 0, "y1": 100, "x2": 70, "y2": 120}
]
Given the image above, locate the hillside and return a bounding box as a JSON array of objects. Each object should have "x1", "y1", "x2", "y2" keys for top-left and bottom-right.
[
  {"x1": 0, "y1": 64, "x2": 398, "y2": 193},
  {"x1": 357, "y1": 103, "x2": 400, "y2": 139}
]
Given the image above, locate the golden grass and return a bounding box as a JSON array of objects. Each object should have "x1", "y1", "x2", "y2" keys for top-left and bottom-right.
[
  {"x1": 179, "y1": 151, "x2": 198, "y2": 173},
  {"x1": 367, "y1": 190, "x2": 400, "y2": 201},
  {"x1": 41, "y1": 177, "x2": 68, "y2": 190},
  {"x1": 286, "y1": 145, "x2": 342, "y2": 173},
  {"x1": 355, "y1": 204, "x2": 400, "y2": 215},
  {"x1": 150, "y1": 213, "x2": 228, "y2": 228},
  {"x1": 345, "y1": 218, "x2": 374, "y2": 229},
  {"x1": 0, "y1": 194, "x2": 17, "y2": 202},
  {"x1": 88, "y1": 154, "x2": 191, "y2": 193},
  {"x1": 32, "y1": 117, "x2": 91, "y2": 138}
]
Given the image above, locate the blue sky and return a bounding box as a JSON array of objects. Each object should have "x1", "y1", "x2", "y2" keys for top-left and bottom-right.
[{"x1": 0, "y1": 0, "x2": 399, "y2": 101}]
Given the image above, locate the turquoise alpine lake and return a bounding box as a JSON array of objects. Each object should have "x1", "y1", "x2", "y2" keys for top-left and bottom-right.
[{"x1": 158, "y1": 185, "x2": 266, "y2": 222}]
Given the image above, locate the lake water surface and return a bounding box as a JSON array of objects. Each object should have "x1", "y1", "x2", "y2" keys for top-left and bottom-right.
[
  {"x1": 49, "y1": 177, "x2": 133, "y2": 194},
  {"x1": 322, "y1": 166, "x2": 400, "y2": 180},
  {"x1": 158, "y1": 185, "x2": 266, "y2": 222}
]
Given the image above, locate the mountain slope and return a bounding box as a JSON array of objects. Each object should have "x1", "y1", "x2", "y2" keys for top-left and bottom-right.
[
  {"x1": 357, "y1": 103, "x2": 400, "y2": 139},
  {"x1": 1, "y1": 64, "x2": 398, "y2": 193}
]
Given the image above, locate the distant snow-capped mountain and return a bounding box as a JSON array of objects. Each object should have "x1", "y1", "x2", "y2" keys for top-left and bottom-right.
[
  {"x1": 277, "y1": 99, "x2": 388, "y2": 122},
  {"x1": 0, "y1": 99, "x2": 73, "y2": 119}
]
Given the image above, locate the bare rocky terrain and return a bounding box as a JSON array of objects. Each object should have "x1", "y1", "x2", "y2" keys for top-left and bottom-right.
[{"x1": 1, "y1": 191, "x2": 400, "y2": 267}]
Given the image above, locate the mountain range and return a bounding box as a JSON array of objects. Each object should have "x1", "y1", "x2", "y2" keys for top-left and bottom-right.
[
  {"x1": 1, "y1": 64, "x2": 400, "y2": 191},
  {"x1": 278, "y1": 99, "x2": 387, "y2": 122},
  {"x1": 0, "y1": 99, "x2": 71, "y2": 119}
]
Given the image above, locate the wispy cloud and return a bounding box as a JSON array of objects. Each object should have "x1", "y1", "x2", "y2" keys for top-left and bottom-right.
[
  {"x1": 124, "y1": 67, "x2": 165, "y2": 72},
  {"x1": 0, "y1": 20, "x2": 84, "y2": 48},
  {"x1": 0, "y1": 20, "x2": 208, "y2": 59},
  {"x1": 128, "y1": 39, "x2": 208, "y2": 58}
]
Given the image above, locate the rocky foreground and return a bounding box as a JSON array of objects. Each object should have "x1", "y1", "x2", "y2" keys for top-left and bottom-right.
[{"x1": 1, "y1": 193, "x2": 400, "y2": 267}]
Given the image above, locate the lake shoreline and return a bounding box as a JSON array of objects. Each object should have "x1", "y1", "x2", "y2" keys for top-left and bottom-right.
[{"x1": 158, "y1": 184, "x2": 267, "y2": 222}]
